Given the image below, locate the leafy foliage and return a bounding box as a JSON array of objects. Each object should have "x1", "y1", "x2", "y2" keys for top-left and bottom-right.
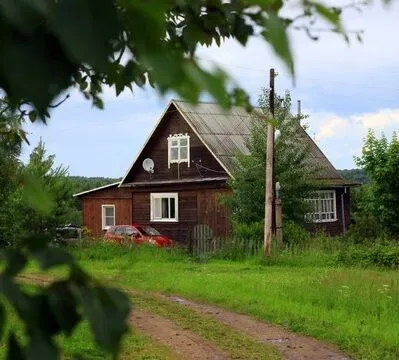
[
  {"x1": 0, "y1": 236, "x2": 130, "y2": 359},
  {"x1": 355, "y1": 130, "x2": 399, "y2": 236},
  {"x1": 227, "y1": 90, "x2": 317, "y2": 229},
  {"x1": 0, "y1": 0, "x2": 373, "y2": 120}
]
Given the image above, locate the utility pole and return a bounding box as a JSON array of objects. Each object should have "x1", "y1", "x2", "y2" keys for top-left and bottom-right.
[{"x1": 264, "y1": 68, "x2": 275, "y2": 257}]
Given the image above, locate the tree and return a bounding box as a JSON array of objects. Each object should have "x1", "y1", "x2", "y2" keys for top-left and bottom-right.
[
  {"x1": 15, "y1": 140, "x2": 81, "y2": 236},
  {"x1": 228, "y1": 90, "x2": 316, "y2": 230},
  {"x1": 355, "y1": 130, "x2": 399, "y2": 236},
  {"x1": 0, "y1": 100, "x2": 23, "y2": 246},
  {"x1": 0, "y1": 0, "x2": 377, "y2": 121}
]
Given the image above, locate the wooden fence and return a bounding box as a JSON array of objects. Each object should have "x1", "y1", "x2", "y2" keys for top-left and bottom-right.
[{"x1": 189, "y1": 225, "x2": 261, "y2": 258}]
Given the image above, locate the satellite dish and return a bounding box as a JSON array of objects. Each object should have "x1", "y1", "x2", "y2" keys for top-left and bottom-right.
[{"x1": 143, "y1": 158, "x2": 155, "y2": 173}]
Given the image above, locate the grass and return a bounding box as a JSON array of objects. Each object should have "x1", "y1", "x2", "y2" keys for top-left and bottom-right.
[
  {"x1": 66, "y1": 243, "x2": 399, "y2": 360},
  {"x1": 11, "y1": 242, "x2": 399, "y2": 359}
]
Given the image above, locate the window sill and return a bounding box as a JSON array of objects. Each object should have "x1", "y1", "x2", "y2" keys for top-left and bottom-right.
[
  {"x1": 307, "y1": 219, "x2": 338, "y2": 224},
  {"x1": 150, "y1": 219, "x2": 179, "y2": 223}
]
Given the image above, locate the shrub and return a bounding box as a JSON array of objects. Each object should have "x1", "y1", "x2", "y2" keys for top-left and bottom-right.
[
  {"x1": 232, "y1": 221, "x2": 263, "y2": 244},
  {"x1": 346, "y1": 214, "x2": 387, "y2": 244},
  {"x1": 336, "y1": 242, "x2": 399, "y2": 268},
  {"x1": 283, "y1": 221, "x2": 310, "y2": 247}
]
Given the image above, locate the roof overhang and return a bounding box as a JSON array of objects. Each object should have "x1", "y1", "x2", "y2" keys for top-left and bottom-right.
[{"x1": 73, "y1": 182, "x2": 121, "y2": 197}]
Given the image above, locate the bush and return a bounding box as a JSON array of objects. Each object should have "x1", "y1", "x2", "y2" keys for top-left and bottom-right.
[
  {"x1": 346, "y1": 214, "x2": 387, "y2": 244},
  {"x1": 336, "y1": 242, "x2": 399, "y2": 268},
  {"x1": 232, "y1": 221, "x2": 263, "y2": 244},
  {"x1": 283, "y1": 221, "x2": 310, "y2": 247}
]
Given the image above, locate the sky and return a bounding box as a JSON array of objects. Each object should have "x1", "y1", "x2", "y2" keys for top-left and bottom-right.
[{"x1": 21, "y1": 1, "x2": 399, "y2": 178}]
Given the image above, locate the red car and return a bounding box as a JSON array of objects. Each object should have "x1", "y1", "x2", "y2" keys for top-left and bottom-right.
[{"x1": 104, "y1": 224, "x2": 173, "y2": 247}]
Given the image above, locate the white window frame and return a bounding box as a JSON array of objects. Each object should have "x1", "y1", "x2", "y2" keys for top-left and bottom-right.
[
  {"x1": 150, "y1": 193, "x2": 179, "y2": 222},
  {"x1": 168, "y1": 133, "x2": 190, "y2": 168},
  {"x1": 101, "y1": 204, "x2": 115, "y2": 229},
  {"x1": 305, "y1": 190, "x2": 337, "y2": 223}
]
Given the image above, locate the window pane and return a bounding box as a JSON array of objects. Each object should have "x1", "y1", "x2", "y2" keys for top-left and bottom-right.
[
  {"x1": 170, "y1": 198, "x2": 176, "y2": 219},
  {"x1": 153, "y1": 198, "x2": 161, "y2": 219},
  {"x1": 105, "y1": 217, "x2": 114, "y2": 226},
  {"x1": 161, "y1": 198, "x2": 169, "y2": 218},
  {"x1": 180, "y1": 146, "x2": 188, "y2": 160},
  {"x1": 105, "y1": 207, "x2": 114, "y2": 217},
  {"x1": 171, "y1": 140, "x2": 178, "y2": 146},
  {"x1": 180, "y1": 138, "x2": 188, "y2": 146},
  {"x1": 171, "y1": 147, "x2": 178, "y2": 160}
]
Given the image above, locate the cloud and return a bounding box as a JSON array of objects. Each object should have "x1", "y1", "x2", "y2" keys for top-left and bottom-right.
[
  {"x1": 307, "y1": 107, "x2": 399, "y2": 168},
  {"x1": 352, "y1": 108, "x2": 399, "y2": 129},
  {"x1": 316, "y1": 115, "x2": 347, "y2": 140}
]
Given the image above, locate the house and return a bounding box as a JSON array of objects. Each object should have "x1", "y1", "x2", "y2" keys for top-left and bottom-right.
[{"x1": 74, "y1": 99, "x2": 357, "y2": 243}]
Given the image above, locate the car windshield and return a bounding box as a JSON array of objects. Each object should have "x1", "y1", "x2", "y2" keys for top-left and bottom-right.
[{"x1": 136, "y1": 226, "x2": 160, "y2": 236}]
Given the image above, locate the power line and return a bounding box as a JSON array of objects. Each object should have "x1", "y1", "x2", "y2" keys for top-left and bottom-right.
[{"x1": 197, "y1": 56, "x2": 399, "y2": 92}]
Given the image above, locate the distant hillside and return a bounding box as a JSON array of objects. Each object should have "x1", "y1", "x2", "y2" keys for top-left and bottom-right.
[
  {"x1": 338, "y1": 169, "x2": 369, "y2": 184},
  {"x1": 69, "y1": 176, "x2": 120, "y2": 194}
]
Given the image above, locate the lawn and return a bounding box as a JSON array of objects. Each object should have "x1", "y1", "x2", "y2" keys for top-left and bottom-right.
[{"x1": 7, "y1": 243, "x2": 399, "y2": 359}]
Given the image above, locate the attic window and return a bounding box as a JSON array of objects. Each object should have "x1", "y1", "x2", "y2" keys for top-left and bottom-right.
[{"x1": 168, "y1": 134, "x2": 190, "y2": 168}]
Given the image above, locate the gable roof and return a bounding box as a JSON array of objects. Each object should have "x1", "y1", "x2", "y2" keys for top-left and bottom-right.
[{"x1": 120, "y1": 99, "x2": 346, "y2": 186}]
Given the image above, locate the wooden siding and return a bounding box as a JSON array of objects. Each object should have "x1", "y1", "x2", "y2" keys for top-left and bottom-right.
[
  {"x1": 132, "y1": 187, "x2": 231, "y2": 244},
  {"x1": 79, "y1": 186, "x2": 132, "y2": 237},
  {"x1": 304, "y1": 187, "x2": 351, "y2": 236},
  {"x1": 124, "y1": 104, "x2": 228, "y2": 184}
]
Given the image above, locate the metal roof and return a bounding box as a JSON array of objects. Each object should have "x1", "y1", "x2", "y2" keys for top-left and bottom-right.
[{"x1": 173, "y1": 100, "x2": 343, "y2": 181}]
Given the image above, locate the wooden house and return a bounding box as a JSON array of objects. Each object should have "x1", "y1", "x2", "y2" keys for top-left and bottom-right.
[{"x1": 74, "y1": 100, "x2": 356, "y2": 243}]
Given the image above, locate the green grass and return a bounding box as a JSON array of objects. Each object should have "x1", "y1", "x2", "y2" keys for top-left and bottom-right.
[{"x1": 61, "y1": 243, "x2": 399, "y2": 360}]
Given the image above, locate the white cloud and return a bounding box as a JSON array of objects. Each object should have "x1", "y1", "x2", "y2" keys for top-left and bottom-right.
[
  {"x1": 352, "y1": 108, "x2": 399, "y2": 129},
  {"x1": 316, "y1": 115, "x2": 347, "y2": 140}
]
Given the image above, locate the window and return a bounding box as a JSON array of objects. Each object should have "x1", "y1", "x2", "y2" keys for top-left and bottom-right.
[
  {"x1": 101, "y1": 205, "x2": 115, "y2": 229},
  {"x1": 168, "y1": 134, "x2": 190, "y2": 168},
  {"x1": 305, "y1": 190, "x2": 337, "y2": 223},
  {"x1": 150, "y1": 193, "x2": 178, "y2": 222}
]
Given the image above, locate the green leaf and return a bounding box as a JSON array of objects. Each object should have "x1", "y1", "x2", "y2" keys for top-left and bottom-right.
[
  {"x1": 19, "y1": 234, "x2": 51, "y2": 252},
  {"x1": 0, "y1": 302, "x2": 4, "y2": 341},
  {"x1": 0, "y1": 275, "x2": 32, "y2": 320},
  {"x1": 22, "y1": 173, "x2": 53, "y2": 215},
  {"x1": 7, "y1": 333, "x2": 24, "y2": 360},
  {"x1": 51, "y1": 0, "x2": 120, "y2": 71},
  {"x1": 312, "y1": 2, "x2": 341, "y2": 28},
  {"x1": 71, "y1": 285, "x2": 130, "y2": 355},
  {"x1": 27, "y1": 332, "x2": 58, "y2": 360},
  {"x1": 264, "y1": 13, "x2": 294, "y2": 76},
  {"x1": 47, "y1": 281, "x2": 81, "y2": 336},
  {"x1": 28, "y1": 110, "x2": 37, "y2": 122},
  {"x1": 0, "y1": 249, "x2": 27, "y2": 276},
  {"x1": 33, "y1": 247, "x2": 74, "y2": 270}
]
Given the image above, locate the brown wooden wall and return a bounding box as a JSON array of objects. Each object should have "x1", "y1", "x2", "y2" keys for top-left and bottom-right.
[
  {"x1": 79, "y1": 186, "x2": 132, "y2": 238},
  {"x1": 124, "y1": 104, "x2": 228, "y2": 184},
  {"x1": 304, "y1": 187, "x2": 351, "y2": 236},
  {"x1": 132, "y1": 186, "x2": 231, "y2": 244}
]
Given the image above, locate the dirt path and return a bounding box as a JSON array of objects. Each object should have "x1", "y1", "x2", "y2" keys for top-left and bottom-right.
[
  {"x1": 19, "y1": 275, "x2": 350, "y2": 360},
  {"x1": 131, "y1": 309, "x2": 228, "y2": 360},
  {"x1": 164, "y1": 295, "x2": 349, "y2": 360}
]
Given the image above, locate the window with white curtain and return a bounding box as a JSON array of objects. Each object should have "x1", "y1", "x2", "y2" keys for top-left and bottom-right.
[
  {"x1": 305, "y1": 190, "x2": 337, "y2": 222},
  {"x1": 150, "y1": 193, "x2": 178, "y2": 222}
]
